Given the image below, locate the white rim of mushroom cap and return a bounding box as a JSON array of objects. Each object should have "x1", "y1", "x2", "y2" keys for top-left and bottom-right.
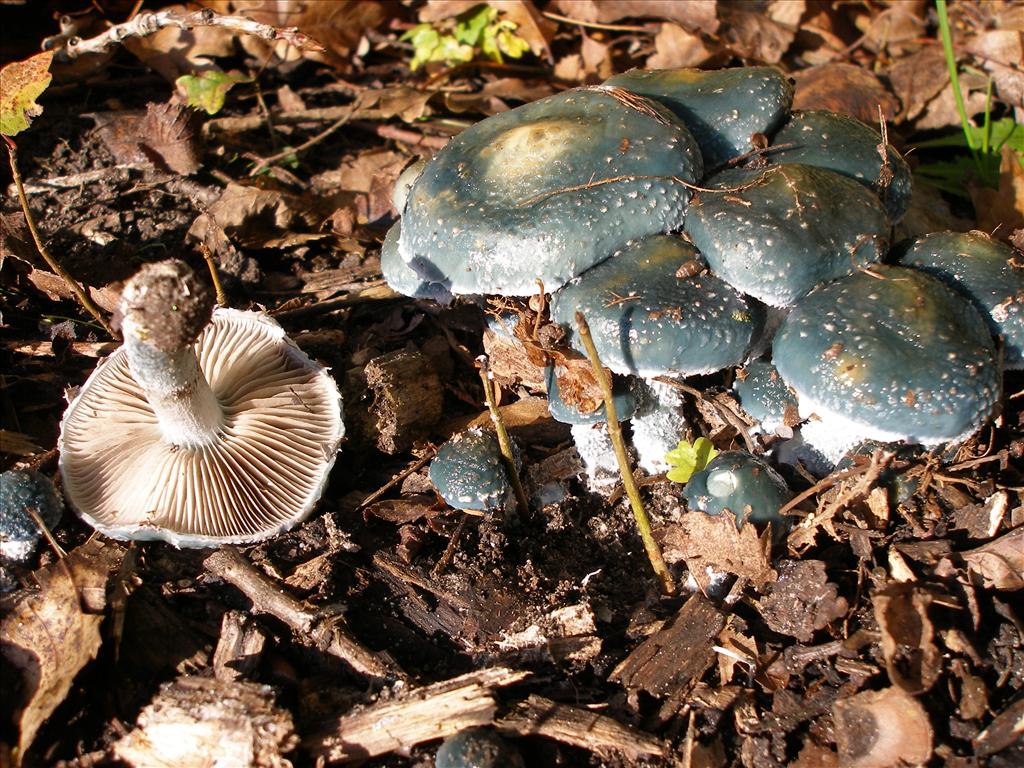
[{"x1": 59, "y1": 308, "x2": 344, "y2": 547}]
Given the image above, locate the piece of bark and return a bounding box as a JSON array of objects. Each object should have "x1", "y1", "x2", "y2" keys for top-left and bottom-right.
[
  {"x1": 114, "y1": 675, "x2": 296, "y2": 768},
  {"x1": 611, "y1": 595, "x2": 725, "y2": 720},
  {"x1": 482, "y1": 325, "x2": 547, "y2": 392},
  {"x1": 497, "y1": 694, "x2": 666, "y2": 760},
  {"x1": 213, "y1": 610, "x2": 267, "y2": 682},
  {"x1": 305, "y1": 667, "x2": 530, "y2": 763},
  {"x1": 365, "y1": 349, "x2": 444, "y2": 453},
  {"x1": 204, "y1": 548, "x2": 403, "y2": 684}
]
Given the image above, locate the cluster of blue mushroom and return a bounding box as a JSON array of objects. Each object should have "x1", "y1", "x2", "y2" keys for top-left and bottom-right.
[{"x1": 385, "y1": 66, "x2": 1022, "y2": 524}]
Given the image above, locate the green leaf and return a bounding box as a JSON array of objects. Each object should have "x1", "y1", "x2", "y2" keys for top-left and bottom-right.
[
  {"x1": 913, "y1": 118, "x2": 1024, "y2": 153},
  {"x1": 176, "y1": 71, "x2": 252, "y2": 116},
  {"x1": 402, "y1": 24, "x2": 441, "y2": 70},
  {"x1": 915, "y1": 153, "x2": 1002, "y2": 197},
  {"x1": 454, "y1": 4, "x2": 494, "y2": 46},
  {"x1": 0, "y1": 51, "x2": 54, "y2": 136},
  {"x1": 665, "y1": 437, "x2": 719, "y2": 484},
  {"x1": 495, "y1": 23, "x2": 530, "y2": 60}
]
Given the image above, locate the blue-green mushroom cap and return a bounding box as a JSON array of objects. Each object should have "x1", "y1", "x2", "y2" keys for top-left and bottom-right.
[
  {"x1": 380, "y1": 221, "x2": 454, "y2": 303},
  {"x1": 398, "y1": 87, "x2": 703, "y2": 296},
  {"x1": 773, "y1": 265, "x2": 1000, "y2": 446},
  {"x1": 549, "y1": 235, "x2": 763, "y2": 376},
  {"x1": 1, "y1": 469, "x2": 64, "y2": 562},
  {"x1": 769, "y1": 110, "x2": 913, "y2": 222},
  {"x1": 685, "y1": 164, "x2": 890, "y2": 307},
  {"x1": 893, "y1": 230, "x2": 1024, "y2": 369},
  {"x1": 435, "y1": 728, "x2": 524, "y2": 768},
  {"x1": 429, "y1": 428, "x2": 513, "y2": 513},
  {"x1": 545, "y1": 365, "x2": 638, "y2": 425},
  {"x1": 683, "y1": 451, "x2": 793, "y2": 533},
  {"x1": 604, "y1": 66, "x2": 793, "y2": 169},
  {"x1": 734, "y1": 358, "x2": 799, "y2": 434}
]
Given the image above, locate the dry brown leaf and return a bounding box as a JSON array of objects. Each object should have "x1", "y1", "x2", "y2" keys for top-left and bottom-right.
[
  {"x1": 873, "y1": 583, "x2": 942, "y2": 693},
  {"x1": 767, "y1": 0, "x2": 806, "y2": 28},
  {"x1": 188, "y1": 183, "x2": 324, "y2": 253},
  {"x1": 419, "y1": 0, "x2": 489, "y2": 21},
  {"x1": 553, "y1": 35, "x2": 613, "y2": 83},
  {"x1": 792, "y1": 62, "x2": 898, "y2": 123},
  {"x1": 139, "y1": 100, "x2": 203, "y2": 175},
  {"x1": 971, "y1": 144, "x2": 1024, "y2": 238},
  {"x1": 855, "y1": 2, "x2": 927, "y2": 56},
  {"x1": 203, "y1": 0, "x2": 397, "y2": 70},
  {"x1": 962, "y1": 526, "x2": 1024, "y2": 590},
  {"x1": 888, "y1": 46, "x2": 949, "y2": 123},
  {"x1": 647, "y1": 22, "x2": 716, "y2": 69},
  {"x1": 0, "y1": 211, "x2": 35, "y2": 266},
  {"x1": 552, "y1": 0, "x2": 719, "y2": 33},
  {"x1": 966, "y1": 28, "x2": 1024, "y2": 111},
  {"x1": 915, "y1": 69, "x2": 990, "y2": 131},
  {"x1": 718, "y1": 7, "x2": 794, "y2": 64},
  {"x1": 26, "y1": 269, "x2": 122, "y2": 314},
  {"x1": 661, "y1": 511, "x2": 777, "y2": 588},
  {"x1": 1, "y1": 538, "x2": 126, "y2": 756},
  {"x1": 833, "y1": 686, "x2": 933, "y2": 768},
  {"x1": 360, "y1": 86, "x2": 435, "y2": 123}
]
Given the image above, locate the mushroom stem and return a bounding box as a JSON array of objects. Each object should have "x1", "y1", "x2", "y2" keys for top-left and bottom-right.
[
  {"x1": 124, "y1": 340, "x2": 225, "y2": 447},
  {"x1": 118, "y1": 260, "x2": 223, "y2": 449},
  {"x1": 631, "y1": 377, "x2": 689, "y2": 474},
  {"x1": 575, "y1": 312, "x2": 675, "y2": 596}
]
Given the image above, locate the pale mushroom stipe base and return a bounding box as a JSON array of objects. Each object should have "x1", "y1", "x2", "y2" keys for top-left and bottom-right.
[{"x1": 59, "y1": 261, "x2": 344, "y2": 548}]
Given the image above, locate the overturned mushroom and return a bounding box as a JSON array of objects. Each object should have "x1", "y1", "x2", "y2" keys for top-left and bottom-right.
[{"x1": 59, "y1": 260, "x2": 344, "y2": 547}]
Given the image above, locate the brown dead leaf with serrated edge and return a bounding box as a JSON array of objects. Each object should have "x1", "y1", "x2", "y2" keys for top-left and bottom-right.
[
  {"x1": 792, "y1": 62, "x2": 899, "y2": 123},
  {"x1": 962, "y1": 526, "x2": 1024, "y2": 590},
  {"x1": 1, "y1": 538, "x2": 126, "y2": 757},
  {"x1": 661, "y1": 512, "x2": 777, "y2": 588},
  {"x1": 873, "y1": 582, "x2": 942, "y2": 693},
  {"x1": 971, "y1": 145, "x2": 1024, "y2": 239}
]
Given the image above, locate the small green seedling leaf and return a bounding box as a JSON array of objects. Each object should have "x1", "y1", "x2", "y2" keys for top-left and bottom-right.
[
  {"x1": 665, "y1": 437, "x2": 718, "y2": 484},
  {"x1": 454, "y1": 4, "x2": 495, "y2": 46},
  {"x1": 176, "y1": 71, "x2": 252, "y2": 116},
  {"x1": 1, "y1": 51, "x2": 54, "y2": 137},
  {"x1": 403, "y1": 4, "x2": 530, "y2": 70}
]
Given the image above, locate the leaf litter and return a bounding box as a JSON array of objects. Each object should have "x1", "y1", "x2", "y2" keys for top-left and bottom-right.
[{"x1": 1, "y1": 1, "x2": 1023, "y2": 767}]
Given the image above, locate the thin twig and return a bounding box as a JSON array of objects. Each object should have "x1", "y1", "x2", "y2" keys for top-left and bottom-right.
[
  {"x1": 5, "y1": 139, "x2": 117, "y2": 339},
  {"x1": 25, "y1": 505, "x2": 67, "y2": 558},
  {"x1": 198, "y1": 244, "x2": 228, "y2": 307},
  {"x1": 248, "y1": 104, "x2": 358, "y2": 176},
  {"x1": 541, "y1": 10, "x2": 655, "y2": 32},
  {"x1": 55, "y1": 7, "x2": 324, "y2": 62},
  {"x1": 575, "y1": 312, "x2": 675, "y2": 596},
  {"x1": 477, "y1": 355, "x2": 530, "y2": 519},
  {"x1": 516, "y1": 171, "x2": 767, "y2": 208}
]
